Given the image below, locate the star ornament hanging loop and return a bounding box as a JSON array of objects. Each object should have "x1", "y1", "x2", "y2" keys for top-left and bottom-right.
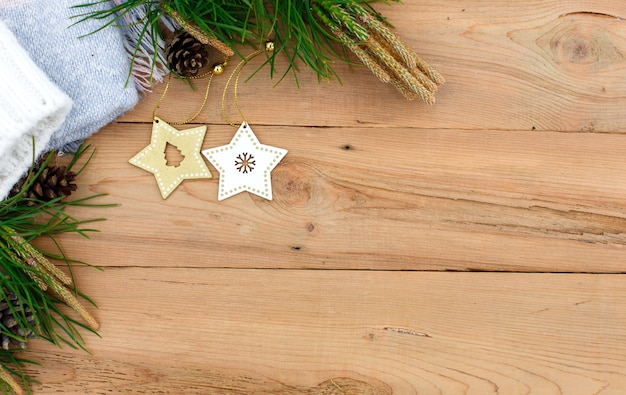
[
  {"x1": 202, "y1": 122, "x2": 287, "y2": 201},
  {"x1": 129, "y1": 117, "x2": 213, "y2": 199}
]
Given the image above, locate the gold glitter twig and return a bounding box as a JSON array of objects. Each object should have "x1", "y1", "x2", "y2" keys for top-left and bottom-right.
[
  {"x1": 368, "y1": 38, "x2": 435, "y2": 104},
  {"x1": 373, "y1": 35, "x2": 438, "y2": 94},
  {"x1": 0, "y1": 365, "x2": 23, "y2": 395},
  {"x1": 162, "y1": 4, "x2": 234, "y2": 57},
  {"x1": 390, "y1": 76, "x2": 418, "y2": 100},
  {"x1": 321, "y1": 0, "x2": 369, "y2": 41},
  {"x1": 7, "y1": 231, "x2": 72, "y2": 286},
  {"x1": 335, "y1": 30, "x2": 390, "y2": 83},
  {"x1": 359, "y1": 10, "x2": 417, "y2": 69},
  {"x1": 48, "y1": 277, "x2": 99, "y2": 331},
  {"x1": 414, "y1": 53, "x2": 446, "y2": 85},
  {"x1": 1, "y1": 226, "x2": 98, "y2": 331}
]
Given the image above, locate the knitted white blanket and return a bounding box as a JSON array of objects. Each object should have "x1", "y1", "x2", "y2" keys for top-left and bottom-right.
[
  {"x1": 0, "y1": 1, "x2": 140, "y2": 199},
  {"x1": 0, "y1": 21, "x2": 72, "y2": 200}
]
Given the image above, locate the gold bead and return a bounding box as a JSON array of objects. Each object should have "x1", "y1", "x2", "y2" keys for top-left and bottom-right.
[
  {"x1": 213, "y1": 64, "x2": 225, "y2": 75},
  {"x1": 265, "y1": 41, "x2": 275, "y2": 53}
]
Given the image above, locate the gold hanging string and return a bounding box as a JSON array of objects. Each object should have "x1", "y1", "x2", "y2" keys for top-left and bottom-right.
[
  {"x1": 152, "y1": 67, "x2": 217, "y2": 125},
  {"x1": 221, "y1": 42, "x2": 274, "y2": 127}
]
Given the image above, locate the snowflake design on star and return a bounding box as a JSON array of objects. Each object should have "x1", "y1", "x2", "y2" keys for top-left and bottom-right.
[
  {"x1": 202, "y1": 122, "x2": 287, "y2": 201},
  {"x1": 235, "y1": 152, "x2": 255, "y2": 173}
]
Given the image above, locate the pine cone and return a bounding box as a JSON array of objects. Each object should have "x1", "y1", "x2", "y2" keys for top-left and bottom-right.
[
  {"x1": 164, "y1": 29, "x2": 210, "y2": 77},
  {"x1": 10, "y1": 165, "x2": 77, "y2": 204},
  {"x1": 0, "y1": 292, "x2": 36, "y2": 350}
]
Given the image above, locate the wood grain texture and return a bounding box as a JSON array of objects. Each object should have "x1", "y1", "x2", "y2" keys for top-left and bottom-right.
[
  {"x1": 23, "y1": 269, "x2": 626, "y2": 394},
  {"x1": 23, "y1": 0, "x2": 626, "y2": 393},
  {"x1": 56, "y1": 122, "x2": 626, "y2": 272},
  {"x1": 122, "y1": 1, "x2": 626, "y2": 132}
]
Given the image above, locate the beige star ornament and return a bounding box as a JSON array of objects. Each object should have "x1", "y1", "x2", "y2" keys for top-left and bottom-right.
[
  {"x1": 129, "y1": 117, "x2": 212, "y2": 199},
  {"x1": 202, "y1": 122, "x2": 287, "y2": 201}
]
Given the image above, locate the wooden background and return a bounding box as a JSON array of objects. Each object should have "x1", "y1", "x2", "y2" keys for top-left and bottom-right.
[{"x1": 26, "y1": 1, "x2": 626, "y2": 394}]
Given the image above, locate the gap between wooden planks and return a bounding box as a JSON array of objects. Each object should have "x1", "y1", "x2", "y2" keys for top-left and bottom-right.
[
  {"x1": 57, "y1": 121, "x2": 626, "y2": 273},
  {"x1": 25, "y1": 0, "x2": 626, "y2": 393},
  {"x1": 24, "y1": 268, "x2": 626, "y2": 394},
  {"x1": 121, "y1": 0, "x2": 626, "y2": 132}
]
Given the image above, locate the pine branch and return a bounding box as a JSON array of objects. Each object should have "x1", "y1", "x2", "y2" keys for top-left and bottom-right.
[
  {"x1": 0, "y1": 145, "x2": 108, "y2": 393},
  {"x1": 74, "y1": 0, "x2": 443, "y2": 101}
]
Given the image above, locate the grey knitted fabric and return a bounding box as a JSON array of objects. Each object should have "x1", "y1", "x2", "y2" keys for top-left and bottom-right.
[{"x1": 0, "y1": 0, "x2": 139, "y2": 151}]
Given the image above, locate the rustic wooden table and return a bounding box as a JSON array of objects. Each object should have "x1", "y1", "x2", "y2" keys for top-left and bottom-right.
[{"x1": 26, "y1": 1, "x2": 626, "y2": 393}]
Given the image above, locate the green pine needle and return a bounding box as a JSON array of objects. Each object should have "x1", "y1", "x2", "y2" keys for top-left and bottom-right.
[
  {"x1": 73, "y1": 0, "x2": 401, "y2": 83},
  {"x1": 0, "y1": 144, "x2": 110, "y2": 393}
]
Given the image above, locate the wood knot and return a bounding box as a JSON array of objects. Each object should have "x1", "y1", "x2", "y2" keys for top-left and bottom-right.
[
  {"x1": 271, "y1": 163, "x2": 312, "y2": 206},
  {"x1": 543, "y1": 15, "x2": 624, "y2": 72},
  {"x1": 561, "y1": 37, "x2": 594, "y2": 64}
]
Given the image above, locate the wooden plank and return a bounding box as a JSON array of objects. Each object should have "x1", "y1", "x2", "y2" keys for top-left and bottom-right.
[
  {"x1": 120, "y1": 0, "x2": 626, "y2": 132},
  {"x1": 52, "y1": 121, "x2": 626, "y2": 272},
  {"x1": 12, "y1": 2, "x2": 626, "y2": 394},
  {"x1": 24, "y1": 268, "x2": 626, "y2": 394}
]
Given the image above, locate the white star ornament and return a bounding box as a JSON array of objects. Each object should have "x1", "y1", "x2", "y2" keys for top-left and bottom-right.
[{"x1": 202, "y1": 122, "x2": 287, "y2": 201}]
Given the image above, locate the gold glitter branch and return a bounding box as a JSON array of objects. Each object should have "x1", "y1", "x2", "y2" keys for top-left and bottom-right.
[
  {"x1": 0, "y1": 365, "x2": 22, "y2": 395},
  {"x1": 313, "y1": 5, "x2": 389, "y2": 84},
  {"x1": 161, "y1": 3, "x2": 235, "y2": 57},
  {"x1": 1, "y1": 226, "x2": 99, "y2": 331},
  {"x1": 314, "y1": 1, "x2": 444, "y2": 103}
]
